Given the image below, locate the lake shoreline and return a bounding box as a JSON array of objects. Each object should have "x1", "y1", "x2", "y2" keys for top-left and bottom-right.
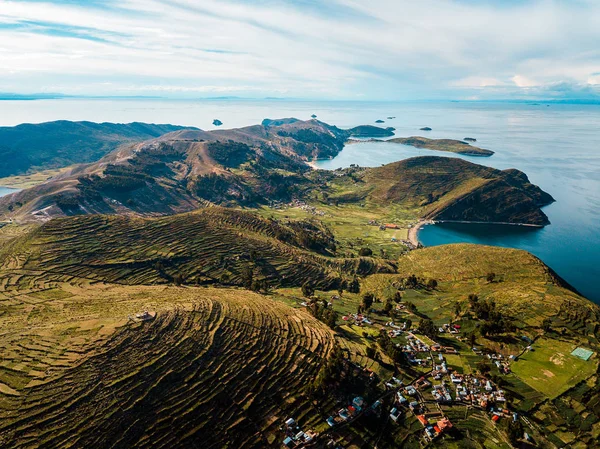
[{"x1": 410, "y1": 219, "x2": 544, "y2": 248}]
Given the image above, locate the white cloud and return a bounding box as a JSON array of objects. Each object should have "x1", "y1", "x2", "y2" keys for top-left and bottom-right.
[{"x1": 0, "y1": 0, "x2": 599, "y2": 100}]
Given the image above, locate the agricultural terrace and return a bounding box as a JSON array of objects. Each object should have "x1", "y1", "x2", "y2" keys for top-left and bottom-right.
[
  {"x1": 0, "y1": 280, "x2": 336, "y2": 449},
  {"x1": 254, "y1": 201, "x2": 416, "y2": 260}
]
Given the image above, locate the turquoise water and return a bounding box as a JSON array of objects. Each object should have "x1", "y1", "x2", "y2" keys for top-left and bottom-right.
[
  {"x1": 0, "y1": 99, "x2": 598, "y2": 303},
  {"x1": 0, "y1": 187, "x2": 19, "y2": 197}
]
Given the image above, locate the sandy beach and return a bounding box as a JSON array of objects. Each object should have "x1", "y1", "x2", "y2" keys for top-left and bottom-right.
[{"x1": 408, "y1": 219, "x2": 434, "y2": 247}]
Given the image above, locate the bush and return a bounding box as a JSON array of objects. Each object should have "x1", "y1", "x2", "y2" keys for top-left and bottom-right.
[{"x1": 358, "y1": 247, "x2": 373, "y2": 257}]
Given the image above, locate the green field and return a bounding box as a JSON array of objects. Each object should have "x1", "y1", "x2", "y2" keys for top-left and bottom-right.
[{"x1": 512, "y1": 338, "x2": 598, "y2": 398}]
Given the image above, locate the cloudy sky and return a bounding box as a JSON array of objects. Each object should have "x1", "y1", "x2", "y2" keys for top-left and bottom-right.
[{"x1": 1, "y1": 0, "x2": 599, "y2": 101}]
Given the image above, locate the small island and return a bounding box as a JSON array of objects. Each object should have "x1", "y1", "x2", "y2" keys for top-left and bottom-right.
[
  {"x1": 387, "y1": 136, "x2": 494, "y2": 156},
  {"x1": 348, "y1": 125, "x2": 395, "y2": 138},
  {"x1": 464, "y1": 137, "x2": 477, "y2": 142},
  {"x1": 212, "y1": 119, "x2": 223, "y2": 126},
  {"x1": 311, "y1": 114, "x2": 317, "y2": 118},
  {"x1": 375, "y1": 119, "x2": 385, "y2": 123},
  {"x1": 420, "y1": 126, "x2": 432, "y2": 131}
]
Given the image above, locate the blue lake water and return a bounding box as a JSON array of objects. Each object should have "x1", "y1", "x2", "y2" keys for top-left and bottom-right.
[
  {"x1": 0, "y1": 99, "x2": 598, "y2": 303},
  {"x1": 0, "y1": 187, "x2": 19, "y2": 197}
]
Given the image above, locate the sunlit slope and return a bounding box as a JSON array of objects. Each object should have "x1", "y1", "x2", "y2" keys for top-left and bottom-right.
[
  {"x1": 0, "y1": 285, "x2": 335, "y2": 449},
  {"x1": 364, "y1": 243, "x2": 596, "y2": 321},
  {"x1": 0, "y1": 208, "x2": 395, "y2": 289}
]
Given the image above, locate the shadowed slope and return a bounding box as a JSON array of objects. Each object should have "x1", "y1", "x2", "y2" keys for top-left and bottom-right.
[{"x1": 362, "y1": 157, "x2": 554, "y2": 225}]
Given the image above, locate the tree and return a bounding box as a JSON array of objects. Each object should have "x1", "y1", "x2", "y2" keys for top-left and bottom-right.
[
  {"x1": 241, "y1": 265, "x2": 253, "y2": 289},
  {"x1": 384, "y1": 300, "x2": 393, "y2": 315},
  {"x1": 476, "y1": 360, "x2": 491, "y2": 375},
  {"x1": 358, "y1": 247, "x2": 373, "y2": 257},
  {"x1": 542, "y1": 318, "x2": 552, "y2": 332},
  {"x1": 301, "y1": 282, "x2": 315, "y2": 298},
  {"x1": 405, "y1": 274, "x2": 419, "y2": 289},
  {"x1": 404, "y1": 318, "x2": 412, "y2": 330},
  {"x1": 366, "y1": 345, "x2": 377, "y2": 359},
  {"x1": 347, "y1": 277, "x2": 360, "y2": 293},
  {"x1": 507, "y1": 419, "x2": 524, "y2": 446},
  {"x1": 426, "y1": 279, "x2": 438, "y2": 290},
  {"x1": 486, "y1": 272, "x2": 496, "y2": 283},
  {"x1": 417, "y1": 318, "x2": 437, "y2": 338},
  {"x1": 173, "y1": 273, "x2": 184, "y2": 286},
  {"x1": 362, "y1": 292, "x2": 375, "y2": 311},
  {"x1": 393, "y1": 291, "x2": 403, "y2": 303},
  {"x1": 468, "y1": 332, "x2": 477, "y2": 347},
  {"x1": 454, "y1": 302, "x2": 462, "y2": 317}
]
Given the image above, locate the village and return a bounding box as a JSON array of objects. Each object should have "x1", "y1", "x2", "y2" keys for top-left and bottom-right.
[{"x1": 279, "y1": 308, "x2": 527, "y2": 448}]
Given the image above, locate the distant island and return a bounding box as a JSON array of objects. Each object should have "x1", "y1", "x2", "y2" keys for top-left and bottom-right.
[
  {"x1": 212, "y1": 119, "x2": 223, "y2": 126},
  {"x1": 387, "y1": 136, "x2": 494, "y2": 156},
  {"x1": 420, "y1": 126, "x2": 432, "y2": 131},
  {"x1": 347, "y1": 125, "x2": 395, "y2": 138}
]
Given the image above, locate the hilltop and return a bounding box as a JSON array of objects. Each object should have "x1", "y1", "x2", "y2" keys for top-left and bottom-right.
[
  {"x1": 0, "y1": 119, "x2": 346, "y2": 220},
  {"x1": 0, "y1": 283, "x2": 336, "y2": 449},
  {"x1": 322, "y1": 157, "x2": 554, "y2": 226},
  {"x1": 0, "y1": 121, "x2": 195, "y2": 178}
]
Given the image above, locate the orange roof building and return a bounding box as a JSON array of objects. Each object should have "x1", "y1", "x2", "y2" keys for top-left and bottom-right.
[
  {"x1": 417, "y1": 415, "x2": 429, "y2": 426},
  {"x1": 437, "y1": 417, "x2": 453, "y2": 431}
]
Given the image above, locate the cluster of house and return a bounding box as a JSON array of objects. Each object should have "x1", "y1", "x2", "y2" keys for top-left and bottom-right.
[
  {"x1": 439, "y1": 372, "x2": 507, "y2": 407},
  {"x1": 401, "y1": 335, "x2": 433, "y2": 365},
  {"x1": 489, "y1": 408, "x2": 519, "y2": 424},
  {"x1": 420, "y1": 417, "x2": 453, "y2": 441},
  {"x1": 341, "y1": 313, "x2": 373, "y2": 326},
  {"x1": 282, "y1": 418, "x2": 316, "y2": 448},
  {"x1": 439, "y1": 323, "x2": 461, "y2": 334},
  {"x1": 385, "y1": 321, "x2": 407, "y2": 337},
  {"x1": 326, "y1": 396, "x2": 369, "y2": 427},
  {"x1": 291, "y1": 199, "x2": 326, "y2": 216},
  {"x1": 484, "y1": 352, "x2": 512, "y2": 374}
]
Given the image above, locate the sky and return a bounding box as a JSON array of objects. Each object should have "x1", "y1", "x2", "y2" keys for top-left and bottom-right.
[{"x1": 0, "y1": 0, "x2": 599, "y2": 101}]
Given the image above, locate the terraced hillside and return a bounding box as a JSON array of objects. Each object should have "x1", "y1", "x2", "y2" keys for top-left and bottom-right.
[
  {"x1": 0, "y1": 283, "x2": 335, "y2": 449},
  {"x1": 0, "y1": 208, "x2": 395, "y2": 289}
]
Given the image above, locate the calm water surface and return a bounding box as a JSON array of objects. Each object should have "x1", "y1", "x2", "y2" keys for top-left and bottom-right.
[{"x1": 0, "y1": 99, "x2": 598, "y2": 303}]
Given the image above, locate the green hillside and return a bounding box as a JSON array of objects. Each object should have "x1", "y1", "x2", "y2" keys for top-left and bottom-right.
[{"x1": 0, "y1": 121, "x2": 194, "y2": 177}]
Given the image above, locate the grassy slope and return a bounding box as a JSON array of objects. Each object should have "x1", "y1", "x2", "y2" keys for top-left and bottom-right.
[
  {"x1": 359, "y1": 157, "x2": 554, "y2": 225},
  {"x1": 0, "y1": 208, "x2": 395, "y2": 289},
  {"x1": 0, "y1": 213, "x2": 599, "y2": 447},
  {"x1": 0, "y1": 121, "x2": 193, "y2": 177},
  {"x1": 0, "y1": 282, "x2": 335, "y2": 448}
]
